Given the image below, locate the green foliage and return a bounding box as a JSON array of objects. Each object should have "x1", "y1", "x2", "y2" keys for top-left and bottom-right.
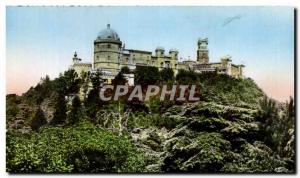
[
  {"x1": 51, "y1": 94, "x2": 67, "y2": 125},
  {"x1": 159, "y1": 68, "x2": 174, "y2": 83},
  {"x1": 54, "y1": 69, "x2": 81, "y2": 95},
  {"x1": 23, "y1": 75, "x2": 54, "y2": 105},
  {"x1": 80, "y1": 71, "x2": 91, "y2": 100},
  {"x1": 175, "y1": 69, "x2": 199, "y2": 85},
  {"x1": 162, "y1": 132, "x2": 231, "y2": 172},
  {"x1": 67, "y1": 96, "x2": 81, "y2": 125},
  {"x1": 90, "y1": 71, "x2": 102, "y2": 89},
  {"x1": 126, "y1": 112, "x2": 183, "y2": 130},
  {"x1": 6, "y1": 66, "x2": 295, "y2": 173},
  {"x1": 197, "y1": 73, "x2": 263, "y2": 108},
  {"x1": 30, "y1": 107, "x2": 47, "y2": 131},
  {"x1": 120, "y1": 66, "x2": 131, "y2": 74},
  {"x1": 221, "y1": 142, "x2": 288, "y2": 173},
  {"x1": 112, "y1": 72, "x2": 127, "y2": 85},
  {"x1": 83, "y1": 70, "x2": 104, "y2": 120},
  {"x1": 134, "y1": 66, "x2": 160, "y2": 85},
  {"x1": 6, "y1": 122, "x2": 146, "y2": 173},
  {"x1": 257, "y1": 96, "x2": 295, "y2": 161},
  {"x1": 6, "y1": 94, "x2": 20, "y2": 121}
]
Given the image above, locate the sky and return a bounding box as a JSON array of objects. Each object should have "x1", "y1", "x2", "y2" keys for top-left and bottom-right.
[{"x1": 6, "y1": 6, "x2": 294, "y2": 101}]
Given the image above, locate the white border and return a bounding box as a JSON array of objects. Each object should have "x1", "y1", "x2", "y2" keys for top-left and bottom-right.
[{"x1": 0, "y1": 0, "x2": 298, "y2": 177}]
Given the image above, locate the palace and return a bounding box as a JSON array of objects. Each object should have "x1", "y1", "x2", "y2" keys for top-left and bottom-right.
[{"x1": 71, "y1": 24, "x2": 244, "y2": 84}]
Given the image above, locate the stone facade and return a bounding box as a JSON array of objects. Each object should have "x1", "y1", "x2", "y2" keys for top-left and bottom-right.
[
  {"x1": 71, "y1": 24, "x2": 245, "y2": 84},
  {"x1": 71, "y1": 52, "x2": 92, "y2": 76}
]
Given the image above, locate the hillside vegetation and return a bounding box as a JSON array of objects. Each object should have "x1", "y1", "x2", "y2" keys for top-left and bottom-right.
[{"x1": 6, "y1": 68, "x2": 295, "y2": 173}]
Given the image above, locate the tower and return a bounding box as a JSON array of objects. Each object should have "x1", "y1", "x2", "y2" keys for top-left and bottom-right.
[
  {"x1": 93, "y1": 24, "x2": 122, "y2": 74},
  {"x1": 220, "y1": 55, "x2": 232, "y2": 75},
  {"x1": 169, "y1": 49, "x2": 179, "y2": 73},
  {"x1": 197, "y1": 38, "x2": 209, "y2": 64},
  {"x1": 155, "y1": 47, "x2": 165, "y2": 57},
  {"x1": 72, "y1": 51, "x2": 81, "y2": 64},
  {"x1": 169, "y1": 49, "x2": 179, "y2": 60}
]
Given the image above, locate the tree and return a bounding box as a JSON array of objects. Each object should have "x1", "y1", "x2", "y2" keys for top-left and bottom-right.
[
  {"x1": 257, "y1": 96, "x2": 279, "y2": 150},
  {"x1": 80, "y1": 71, "x2": 91, "y2": 101},
  {"x1": 160, "y1": 68, "x2": 174, "y2": 83},
  {"x1": 257, "y1": 96, "x2": 295, "y2": 161},
  {"x1": 67, "y1": 95, "x2": 81, "y2": 125},
  {"x1": 120, "y1": 66, "x2": 131, "y2": 74},
  {"x1": 51, "y1": 94, "x2": 67, "y2": 125},
  {"x1": 90, "y1": 71, "x2": 102, "y2": 90},
  {"x1": 112, "y1": 72, "x2": 127, "y2": 85},
  {"x1": 134, "y1": 66, "x2": 159, "y2": 85},
  {"x1": 30, "y1": 107, "x2": 47, "y2": 131},
  {"x1": 279, "y1": 97, "x2": 295, "y2": 159},
  {"x1": 84, "y1": 71, "x2": 103, "y2": 120},
  {"x1": 23, "y1": 75, "x2": 54, "y2": 104},
  {"x1": 175, "y1": 69, "x2": 199, "y2": 84},
  {"x1": 54, "y1": 69, "x2": 81, "y2": 95}
]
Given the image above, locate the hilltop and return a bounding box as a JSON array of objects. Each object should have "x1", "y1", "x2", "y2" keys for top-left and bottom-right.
[{"x1": 6, "y1": 68, "x2": 295, "y2": 173}]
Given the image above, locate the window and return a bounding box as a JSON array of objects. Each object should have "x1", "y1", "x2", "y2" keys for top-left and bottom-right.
[{"x1": 107, "y1": 44, "x2": 111, "y2": 48}]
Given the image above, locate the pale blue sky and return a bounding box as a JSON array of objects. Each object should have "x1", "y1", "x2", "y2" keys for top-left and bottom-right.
[{"x1": 6, "y1": 6, "x2": 294, "y2": 101}]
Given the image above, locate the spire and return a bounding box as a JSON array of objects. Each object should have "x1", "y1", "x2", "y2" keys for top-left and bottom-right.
[
  {"x1": 74, "y1": 51, "x2": 77, "y2": 57},
  {"x1": 107, "y1": 24, "x2": 110, "y2": 29}
]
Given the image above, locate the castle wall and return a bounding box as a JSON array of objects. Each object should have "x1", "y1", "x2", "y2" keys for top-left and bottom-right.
[
  {"x1": 128, "y1": 50, "x2": 152, "y2": 66},
  {"x1": 72, "y1": 24, "x2": 245, "y2": 85},
  {"x1": 230, "y1": 65, "x2": 244, "y2": 78}
]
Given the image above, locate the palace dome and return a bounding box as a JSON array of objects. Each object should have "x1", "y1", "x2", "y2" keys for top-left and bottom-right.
[{"x1": 97, "y1": 24, "x2": 120, "y2": 41}]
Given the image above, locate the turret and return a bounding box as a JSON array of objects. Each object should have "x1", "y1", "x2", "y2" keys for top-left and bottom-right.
[
  {"x1": 169, "y1": 49, "x2": 179, "y2": 60},
  {"x1": 237, "y1": 64, "x2": 245, "y2": 77},
  {"x1": 197, "y1": 38, "x2": 209, "y2": 63},
  {"x1": 93, "y1": 24, "x2": 122, "y2": 74},
  {"x1": 220, "y1": 55, "x2": 232, "y2": 75},
  {"x1": 72, "y1": 52, "x2": 81, "y2": 64},
  {"x1": 155, "y1": 47, "x2": 165, "y2": 57}
]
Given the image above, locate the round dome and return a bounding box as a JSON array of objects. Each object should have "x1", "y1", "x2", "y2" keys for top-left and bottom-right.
[{"x1": 97, "y1": 24, "x2": 120, "y2": 41}]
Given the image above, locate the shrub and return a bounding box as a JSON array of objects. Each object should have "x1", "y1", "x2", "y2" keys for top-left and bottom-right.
[
  {"x1": 6, "y1": 122, "x2": 146, "y2": 173},
  {"x1": 30, "y1": 107, "x2": 47, "y2": 131},
  {"x1": 134, "y1": 66, "x2": 159, "y2": 85},
  {"x1": 160, "y1": 68, "x2": 174, "y2": 83}
]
